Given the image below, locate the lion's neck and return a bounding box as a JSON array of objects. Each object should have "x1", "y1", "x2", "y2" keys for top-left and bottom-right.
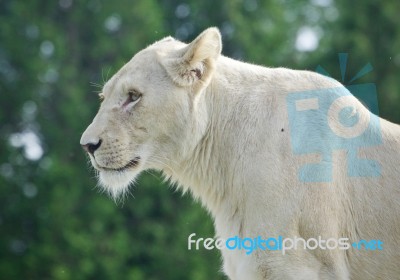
[{"x1": 164, "y1": 63, "x2": 255, "y2": 237}]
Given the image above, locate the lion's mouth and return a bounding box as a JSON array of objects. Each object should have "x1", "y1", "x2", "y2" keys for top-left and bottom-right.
[{"x1": 97, "y1": 157, "x2": 140, "y2": 172}]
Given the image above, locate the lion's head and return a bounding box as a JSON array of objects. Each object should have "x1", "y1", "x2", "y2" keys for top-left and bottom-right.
[{"x1": 80, "y1": 28, "x2": 222, "y2": 198}]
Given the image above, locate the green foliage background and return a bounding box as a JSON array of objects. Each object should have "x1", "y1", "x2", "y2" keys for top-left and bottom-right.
[{"x1": 0, "y1": 0, "x2": 399, "y2": 279}]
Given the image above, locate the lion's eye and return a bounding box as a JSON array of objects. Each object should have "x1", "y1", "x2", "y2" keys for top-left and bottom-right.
[
  {"x1": 128, "y1": 90, "x2": 142, "y2": 103},
  {"x1": 122, "y1": 90, "x2": 142, "y2": 108}
]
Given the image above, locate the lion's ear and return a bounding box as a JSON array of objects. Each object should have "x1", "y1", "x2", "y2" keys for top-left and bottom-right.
[{"x1": 159, "y1": 27, "x2": 222, "y2": 88}]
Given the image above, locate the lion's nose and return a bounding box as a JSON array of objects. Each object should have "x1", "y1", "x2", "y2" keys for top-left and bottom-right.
[{"x1": 81, "y1": 139, "x2": 102, "y2": 155}]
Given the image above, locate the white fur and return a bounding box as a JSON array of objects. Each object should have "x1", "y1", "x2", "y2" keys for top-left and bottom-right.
[{"x1": 81, "y1": 28, "x2": 400, "y2": 279}]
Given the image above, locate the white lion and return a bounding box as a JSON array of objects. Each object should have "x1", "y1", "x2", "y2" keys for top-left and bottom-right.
[{"x1": 80, "y1": 28, "x2": 400, "y2": 279}]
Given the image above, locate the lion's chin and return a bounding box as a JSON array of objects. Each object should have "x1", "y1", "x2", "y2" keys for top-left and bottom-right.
[{"x1": 98, "y1": 170, "x2": 139, "y2": 200}]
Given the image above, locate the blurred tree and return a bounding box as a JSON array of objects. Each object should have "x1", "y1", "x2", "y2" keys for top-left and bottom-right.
[{"x1": 0, "y1": 1, "x2": 220, "y2": 279}]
